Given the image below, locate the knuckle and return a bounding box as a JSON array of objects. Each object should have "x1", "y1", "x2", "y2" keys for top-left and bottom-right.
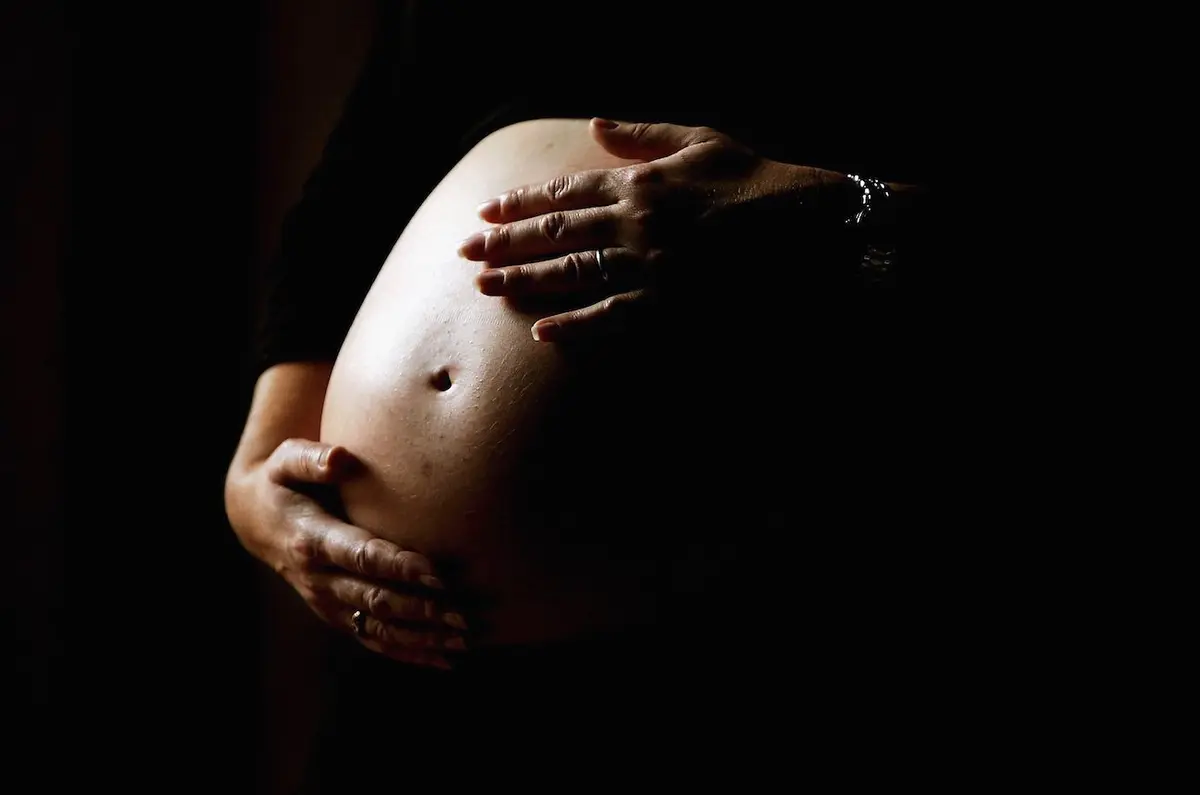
[
  {"x1": 629, "y1": 122, "x2": 654, "y2": 142},
  {"x1": 351, "y1": 539, "x2": 372, "y2": 576},
  {"x1": 546, "y1": 174, "x2": 571, "y2": 202},
  {"x1": 627, "y1": 206, "x2": 652, "y2": 229},
  {"x1": 625, "y1": 164, "x2": 663, "y2": 189},
  {"x1": 358, "y1": 537, "x2": 397, "y2": 578},
  {"x1": 286, "y1": 531, "x2": 321, "y2": 569},
  {"x1": 561, "y1": 251, "x2": 587, "y2": 283},
  {"x1": 393, "y1": 549, "x2": 422, "y2": 581},
  {"x1": 598, "y1": 294, "x2": 625, "y2": 318},
  {"x1": 286, "y1": 439, "x2": 320, "y2": 471},
  {"x1": 301, "y1": 445, "x2": 324, "y2": 475},
  {"x1": 505, "y1": 264, "x2": 530, "y2": 285},
  {"x1": 362, "y1": 585, "x2": 388, "y2": 616},
  {"x1": 538, "y1": 211, "x2": 567, "y2": 242},
  {"x1": 500, "y1": 189, "x2": 522, "y2": 215},
  {"x1": 488, "y1": 224, "x2": 511, "y2": 252}
]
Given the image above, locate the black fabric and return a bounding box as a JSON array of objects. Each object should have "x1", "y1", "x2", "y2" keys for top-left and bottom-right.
[
  {"x1": 297, "y1": 553, "x2": 985, "y2": 789},
  {"x1": 254, "y1": 12, "x2": 974, "y2": 783},
  {"x1": 254, "y1": 4, "x2": 951, "y2": 374}
]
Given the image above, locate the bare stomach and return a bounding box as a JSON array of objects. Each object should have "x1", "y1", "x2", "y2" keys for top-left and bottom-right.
[{"x1": 321, "y1": 119, "x2": 689, "y2": 647}]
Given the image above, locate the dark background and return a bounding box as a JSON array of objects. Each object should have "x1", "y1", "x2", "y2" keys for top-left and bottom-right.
[
  {"x1": 5, "y1": 1, "x2": 383, "y2": 787},
  {"x1": 5, "y1": 0, "x2": 1109, "y2": 784}
]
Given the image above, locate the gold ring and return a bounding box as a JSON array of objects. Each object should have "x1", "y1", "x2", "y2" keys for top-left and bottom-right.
[{"x1": 350, "y1": 609, "x2": 367, "y2": 637}]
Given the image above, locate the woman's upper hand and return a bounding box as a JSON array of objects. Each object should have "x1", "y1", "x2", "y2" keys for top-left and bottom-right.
[
  {"x1": 225, "y1": 438, "x2": 468, "y2": 670},
  {"x1": 460, "y1": 118, "x2": 849, "y2": 341}
]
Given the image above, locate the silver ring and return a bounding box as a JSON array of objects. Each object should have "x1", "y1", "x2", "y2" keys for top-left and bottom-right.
[
  {"x1": 595, "y1": 248, "x2": 609, "y2": 282},
  {"x1": 350, "y1": 609, "x2": 367, "y2": 637}
]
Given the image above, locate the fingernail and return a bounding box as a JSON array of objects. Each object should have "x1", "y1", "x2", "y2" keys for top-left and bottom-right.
[
  {"x1": 458, "y1": 232, "x2": 485, "y2": 259},
  {"x1": 445, "y1": 636, "x2": 468, "y2": 651},
  {"x1": 476, "y1": 270, "x2": 505, "y2": 295},
  {"x1": 318, "y1": 446, "x2": 332, "y2": 467},
  {"x1": 443, "y1": 612, "x2": 469, "y2": 631},
  {"x1": 531, "y1": 321, "x2": 558, "y2": 342},
  {"x1": 593, "y1": 118, "x2": 618, "y2": 129},
  {"x1": 476, "y1": 198, "x2": 500, "y2": 218},
  {"x1": 419, "y1": 574, "x2": 445, "y2": 590}
]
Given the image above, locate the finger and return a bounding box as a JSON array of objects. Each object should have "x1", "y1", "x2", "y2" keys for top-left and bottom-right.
[
  {"x1": 350, "y1": 610, "x2": 467, "y2": 652},
  {"x1": 296, "y1": 520, "x2": 445, "y2": 590},
  {"x1": 319, "y1": 573, "x2": 469, "y2": 628},
  {"x1": 475, "y1": 247, "x2": 638, "y2": 297},
  {"x1": 458, "y1": 205, "x2": 615, "y2": 265},
  {"x1": 590, "y1": 118, "x2": 719, "y2": 160},
  {"x1": 530, "y1": 289, "x2": 653, "y2": 342},
  {"x1": 477, "y1": 167, "x2": 616, "y2": 224},
  {"x1": 267, "y1": 439, "x2": 357, "y2": 486}
]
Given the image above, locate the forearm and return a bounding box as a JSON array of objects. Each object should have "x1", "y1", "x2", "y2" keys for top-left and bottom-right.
[
  {"x1": 225, "y1": 361, "x2": 334, "y2": 529},
  {"x1": 224, "y1": 360, "x2": 338, "y2": 794},
  {"x1": 228, "y1": 361, "x2": 333, "y2": 471}
]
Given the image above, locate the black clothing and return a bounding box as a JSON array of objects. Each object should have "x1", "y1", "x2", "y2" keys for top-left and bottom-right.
[
  {"x1": 254, "y1": 4, "x2": 946, "y2": 373},
  {"x1": 255, "y1": 9, "x2": 966, "y2": 785}
]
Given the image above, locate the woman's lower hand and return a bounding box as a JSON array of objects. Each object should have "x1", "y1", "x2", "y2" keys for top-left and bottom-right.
[
  {"x1": 225, "y1": 438, "x2": 468, "y2": 670},
  {"x1": 461, "y1": 117, "x2": 848, "y2": 341}
]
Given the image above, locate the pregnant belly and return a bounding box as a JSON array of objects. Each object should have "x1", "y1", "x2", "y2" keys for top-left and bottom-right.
[{"x1": 320, "y1": 119, "x2": 686, "y2": 647}]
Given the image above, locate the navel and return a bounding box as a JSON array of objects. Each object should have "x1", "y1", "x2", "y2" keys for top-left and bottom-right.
[{"x1": 429, "y1": 366, "x2": 453, "y2": 392}]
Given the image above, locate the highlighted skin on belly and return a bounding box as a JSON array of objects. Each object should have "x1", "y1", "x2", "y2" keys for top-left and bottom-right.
[{"x1": 320, "y1": 119, "x2": 669, "y2": 645}]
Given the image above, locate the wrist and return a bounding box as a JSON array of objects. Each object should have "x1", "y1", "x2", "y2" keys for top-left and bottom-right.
[
  {"x1": 762, "y1": 160, "x2": 853, "y2": 226},
  {"x1": 223, "y1": 464, "x2": 266, "y2": 557}
]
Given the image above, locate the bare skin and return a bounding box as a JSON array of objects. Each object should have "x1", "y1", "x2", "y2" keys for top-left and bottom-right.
[
  {"x1": 319, "y1": 117, "x2": 931, "y2": 647},
  {"x1": 224, "y1": 115, "x2": 935, "y2": 791},
  {"x1": 233, "y1": 119, "x2": 933, "y2": 654},
  {"x1": 321, "y1": 119, "x2": 678, "y2": 647},
  {"x1": 466, "y1": 118, "x2": 927, "y2": 331},
  {"x1": 225, "y1": 362, "x2": 465, "y2": 667}
]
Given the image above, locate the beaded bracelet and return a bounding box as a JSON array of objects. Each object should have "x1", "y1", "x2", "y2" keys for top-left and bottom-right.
[
  {"x1": 844, "y1": 174, "x2": 896, "y2": 287},
  {"x1": 845, "y1": 173, "x2": 892, "y2": 228}
]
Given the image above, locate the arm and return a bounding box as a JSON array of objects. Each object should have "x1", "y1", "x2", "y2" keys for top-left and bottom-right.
[
  {"x1": 233, "y1": 17, "x2": 509, "y2": 786},
  {"x1": 225, "y1": 362, "x2": 465, "y2": 793},
  {"x1": 226, "y1": 362, "x2": 331, "y2": 502},
  {"x1": 225, "y1": 362, "x2": 334, "y2": 795}
]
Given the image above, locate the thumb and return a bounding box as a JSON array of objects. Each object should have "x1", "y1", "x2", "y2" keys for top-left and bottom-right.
[
  {"x1": 267, "y1": 438, "x2": 357, "y2": 486},
  {"x1": 589, "y1": 118, "x2": 712, "y2": 160}
]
